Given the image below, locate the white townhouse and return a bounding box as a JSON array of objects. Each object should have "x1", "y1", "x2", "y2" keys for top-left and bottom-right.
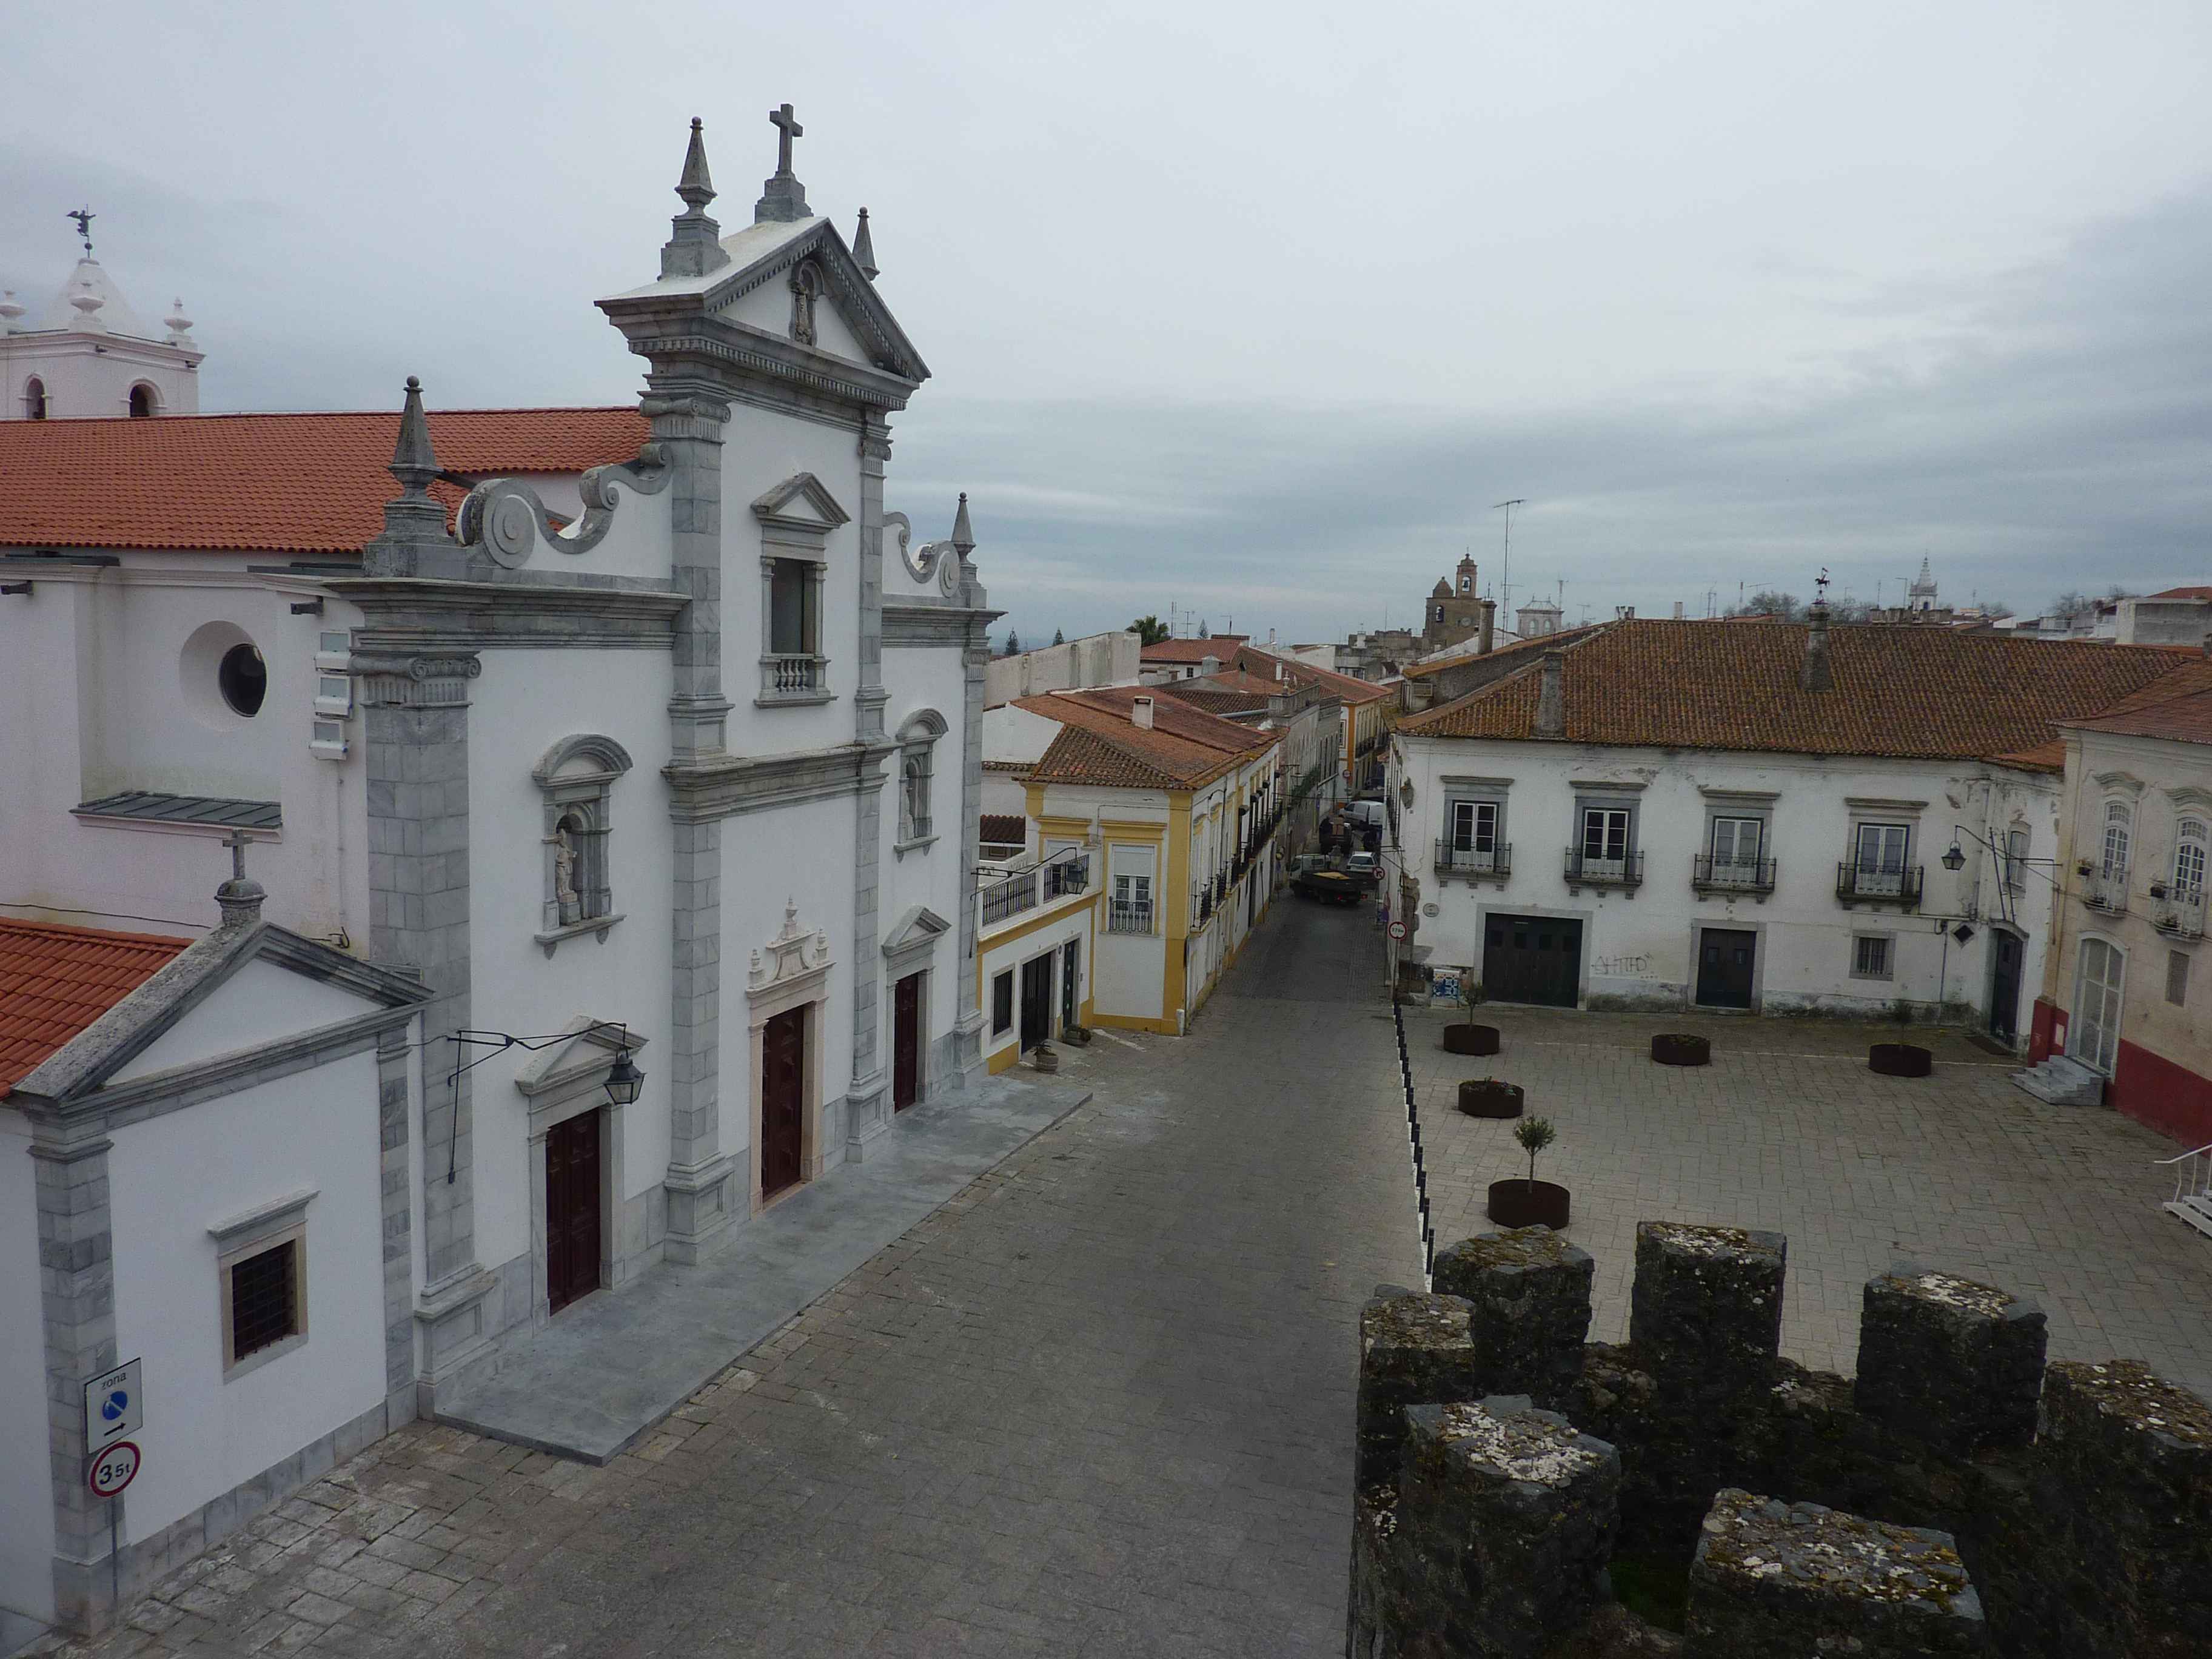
[
  {"x1": 0, "y1": 110, "x2": 997, "y2": 1633},
  {"x1": 1386, "y1": 614, "x2": 2196, "y2": 1039}
]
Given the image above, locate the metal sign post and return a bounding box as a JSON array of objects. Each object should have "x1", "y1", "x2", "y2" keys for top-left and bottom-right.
[{"x1": 83, "y1": 1360, "x2": 143, "y2": 1619}]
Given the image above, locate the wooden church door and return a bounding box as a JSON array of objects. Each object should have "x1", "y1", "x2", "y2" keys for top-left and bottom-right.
[
  {"x1": 761, "y1": 1007, "x2": 807, "y2": 1198},
  {"x1": 545, "y1": 1110, "x2": 602, "y2": 1314}
]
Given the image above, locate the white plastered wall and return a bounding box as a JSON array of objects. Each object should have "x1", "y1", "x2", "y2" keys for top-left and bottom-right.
[
  {"x1": 464, "y1": 647, "x2": 676, "y2": 1282},
  {"x1": 110, "y1": 961, "x2": 369, "y2": 1082},
  {"x1": 882, "y1": 643, "x2": 973, "y2": 1062},
  {"x1": 0, "y1": 1109, "x2": 56, "y2": 1623},
  {"x1": 979, "y1": 899, "x2": 1095, "y2": 1068},
  {"x1": 105, "y1": 1048, "x2": 387, "y2": 1548}
]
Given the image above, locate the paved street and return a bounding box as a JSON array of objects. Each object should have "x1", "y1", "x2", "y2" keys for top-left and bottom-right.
[
  {"x1": 42, "y1": 896, "x2": 1413, "y2": 1659},
  {"x1": 1407, "y1": 1002, "x2": 2212, "y2": 1396}
]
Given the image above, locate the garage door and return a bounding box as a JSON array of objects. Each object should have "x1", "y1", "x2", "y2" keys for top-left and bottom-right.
[{"x1": 1483, "y1": 916, "x2": 1582, "y2": 1008}]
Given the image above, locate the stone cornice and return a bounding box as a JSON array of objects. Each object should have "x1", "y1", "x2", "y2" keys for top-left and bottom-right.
[
  {"x1": 882, "y1": 602, "x2": 1002, "y2": 648},
  {"x1": 603, "y1": 303, "x2": 920, "y2": 415},
  {"x1": 664, "y1": 739, "x2": 894, "y2": 824},
  {"x1": 326, "y1": 575, "x2": 688, "y2": 651}
]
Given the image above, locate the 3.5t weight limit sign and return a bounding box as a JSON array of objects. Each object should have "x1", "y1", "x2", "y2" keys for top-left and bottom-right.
[{"x1": 88, "y1": 1440, "x2": 140, "y2": 1498}]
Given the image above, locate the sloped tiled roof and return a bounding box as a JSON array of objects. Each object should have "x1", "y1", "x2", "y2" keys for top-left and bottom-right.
[
  {"x1": 1231, "y1": 645, "x2": 1389, "y2": 704},
  {"x1": 1397, "y1": 620, "x2": 2194, "y2": 770},
  {"x1": 1139, "y1": 635, "x2": 1247, "y2": 663},
  {"x1": 0, "y1": 407, "x2": 651, "y2": 554},
  {"x1": 2148, "y1": 586, "x2": 2212, "y2": 601},
  {"x1": 1156, "y1": 685, "x2": 1269, "y2": 719},
  {"x1": 979, "y1": 813, "x2": 1027, "y2": 845},
  {"x1": 0, "y1": 919, "x2": 189, "y2": 1096},
  {"x1": 1017, "y1": 686, "x2": 1276, "y2": 790},
  {"x1": 2062, "y1": 660, "x2": 2212, "y2": 745},
  {"x1": 1399, "y1": 625, "x2": 1606, "y2": 682}
]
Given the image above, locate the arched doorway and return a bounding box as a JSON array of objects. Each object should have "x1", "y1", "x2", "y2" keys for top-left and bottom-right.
[
  {"x1": 23, "y1": 377, "x2": 47, "y2": 420},
  {"x1": 129, "y1": 383, "x2": 159, "y2": 417}
]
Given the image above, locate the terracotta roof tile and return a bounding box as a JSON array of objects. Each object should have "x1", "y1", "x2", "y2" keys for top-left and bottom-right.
[
  {"x1": 2062, "y1": 660, "x2": 2212, "y2": 745},
  {"x1": 2148, "y1": 586, "x2": 2212, "y2": 600},
  {"x1": 979, "y1": 813, "x2": 1027, "y2": 845},
  {"x1": 1016, "y1": 686, "x2": 1276, "y2": 789},
  {"x1": 1229, "y1": 646, "x2": 1390, "y2": 704},
  {"x1": 1139, "y1": 635, "x2": 1248, "y2": 663},
  {"x1": 0, "y1": 919, "x2": 190, "y2": 1095},
  {"x1": 0, "y1": 407, "x2": 651, "y2": 554},
  {"x1": 1397, "y1": 619, "x2": 2193, "y2": 767}
]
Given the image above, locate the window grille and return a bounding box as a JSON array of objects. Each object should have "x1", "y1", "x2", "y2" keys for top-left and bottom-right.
[{"x1": 230, "y1": 1239, "x2": 299, "y2": 1362}]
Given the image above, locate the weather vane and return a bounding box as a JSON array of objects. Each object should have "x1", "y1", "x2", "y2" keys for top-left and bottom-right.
[
  {"x1": 67, "y1": 207, "x2": 95, "y2": 256},
  {"x1": 1815, "y1": 568, "x2": 1831, "y2": 602}
]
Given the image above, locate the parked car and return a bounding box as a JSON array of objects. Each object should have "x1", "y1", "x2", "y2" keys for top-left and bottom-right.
[{"x1": 1289, "y1": 854, "x2": 1365, "y2": 905}]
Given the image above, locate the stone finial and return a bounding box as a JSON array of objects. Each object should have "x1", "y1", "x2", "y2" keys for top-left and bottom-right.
[
  {"x1": 0, "y1": 290, "x2": 24, "y2": 330},
  {"x1": 755, "y1": 102, "x2": 812, "y2": 224},
  {"x1": 215, "y1": 829, "x2": 267, "y2": 931},
  {"x1": 164, "y1": 298, "x2": 194, "y2": 344},
  {"x1": 853, "y1": 207, "x2": 879, "y2": 280},
  {"x1": 950, "y1": 491, "x2": 976, "y2": 555},
  {"x1": 662, "y1": 117, "x2": 732, "y2": 281},
  {"x1": 363, "y1": 375, "x2": 458, "y2": 574}
]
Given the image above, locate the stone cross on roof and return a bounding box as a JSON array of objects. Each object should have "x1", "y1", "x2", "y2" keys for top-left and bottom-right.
[
  {"x1": 215, "y1": 828, "x2": 267, "y2": 930},
  {"x1": 223, "y1": 827, "x2": 252, "y2": 883},
  {"x1": 771, "y1": 103, "x2": 803, "y2": 173},
  {"x1": 756, "y1": 102, "x2": 812, "y2": 224}
]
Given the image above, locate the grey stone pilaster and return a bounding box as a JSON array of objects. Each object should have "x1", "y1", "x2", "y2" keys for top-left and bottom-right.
[
  {"x1": 650, "y1": 386, "x2": 740, "y2": 1248},
  {"x1": 377, "y1": 1028, "x2": 417, "y2": 1424},
  {"x1": 32, "y1": 1131, "x2": 118, "y2": 1632},
  {"x1": 845, "y1": 418, "x2": 894, "y2": 1156},
  {"x1": 360, "y1": 665, "x2": 478, "y2": 1290},
  {"x1": 954, "y1": 617, "x2": 992, "y2": 1079}
]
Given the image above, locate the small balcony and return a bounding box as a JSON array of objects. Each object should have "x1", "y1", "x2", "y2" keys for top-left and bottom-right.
[
  {"x1": 1565, "y1": 846, "x2": 1644, "y2": 890},
  {"x1": 978, "y1": 850, "x2": 1088, "y2": 930},
  {"x1": 2151, "y1": 887, "x2": 2204, "y2": 939},
  {"x1": 2082, "y1": 867, "x2": 2129, "y2": 914},
  {"x1": 1107, "y1": 899, "x2": 1154, "y2": 935},
  {"x1": 1835, "y1": 861, "x2": 1923, "y2": 910},
  {"x1": 1694, "y1": 854, "x2": 1777, "y2": 896},
  {"x1": 1435, "y1": 839, "x2": 1511, "y2": 880},
  {"x1": 759, "y1": 653, "x2": 829, "y2": 703}
]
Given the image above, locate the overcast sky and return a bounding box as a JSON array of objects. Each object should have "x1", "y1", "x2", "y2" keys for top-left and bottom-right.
[{"x1": 7, "y1": 0, "x2": 2210, "y2": 645}]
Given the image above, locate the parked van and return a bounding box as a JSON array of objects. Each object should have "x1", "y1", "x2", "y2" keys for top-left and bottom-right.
[{"x1": 1342, "y1": 800, "x2": 1386, "y2": 831}]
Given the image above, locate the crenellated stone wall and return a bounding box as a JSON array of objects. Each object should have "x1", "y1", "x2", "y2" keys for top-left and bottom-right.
[{"x1": 1349, "y1": 1222, "x2": 2212, "y2": 1659}]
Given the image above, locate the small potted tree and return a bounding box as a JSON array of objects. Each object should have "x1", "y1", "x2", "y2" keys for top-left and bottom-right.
[
  {"x1": 1488, "y1": 1116, "x2": 1569, "y2": 1228},
  {"x1": 1441, "y1": 976, "x2": 1501, "y2": 1057}
]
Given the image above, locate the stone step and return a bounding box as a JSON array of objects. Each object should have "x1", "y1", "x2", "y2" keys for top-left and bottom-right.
[
  {"x1": 2163, "y1": 1193, "x2": 2212, "y2": 1241},
  {"x1": 2011, "y1": 1053, "x2": 2105, "y2": 1107}
]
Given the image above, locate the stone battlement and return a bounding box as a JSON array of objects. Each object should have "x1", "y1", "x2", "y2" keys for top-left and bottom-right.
[{"x1": 1347, "y1": 1224, "x2": 2212, "y2": 1658}]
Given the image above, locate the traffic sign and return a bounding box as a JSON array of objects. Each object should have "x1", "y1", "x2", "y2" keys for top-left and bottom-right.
[
  {"x1": 1388, "y1": 920, "x2": 1407, "y2": 940},
  {"x1": 87, "y1": 1439, "x2": 140, "y2": 1498},
  {"x1": 84, "y1": 1358, "x2": 142, "y2": 1455}
]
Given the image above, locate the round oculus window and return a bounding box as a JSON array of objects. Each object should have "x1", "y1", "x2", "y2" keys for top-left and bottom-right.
[{"x1": 218, "y1": 642, "x2": 267, "y2": 717}]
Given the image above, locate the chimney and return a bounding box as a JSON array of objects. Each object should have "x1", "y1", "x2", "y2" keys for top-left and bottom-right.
[
  {"x1": 1200, "y1": 654, "x2": 1220, "y2": 677},
  {"x1": 1478, "y1": 600, "x2": 1496, "y2": 657},
  {"x1": 1673, "y1": 600, "x2": 1686, "y2": 620},
  {"x1": 1801, "y1": 601, "x2": 1834, "y2": 691},
  {"x1": 1132, "y1": 694, "x2": 1155, "y2": 729},
  {"x1": 1533, "y1": 650, "x2": 1566, "y2": 739}
]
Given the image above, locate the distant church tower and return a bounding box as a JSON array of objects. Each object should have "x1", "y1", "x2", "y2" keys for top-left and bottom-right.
[
  {"x1": 1, "y1": 211, "x2": 201, "y2": 419},
  {"x1": 1421, "y1": 555, "x2": 1489, "y2": 650},
  {"x1": 1908, "y1": 557, "x2": 1938, "y2": 613}
]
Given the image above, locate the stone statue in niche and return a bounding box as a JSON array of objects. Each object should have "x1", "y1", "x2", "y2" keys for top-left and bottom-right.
[
  {"x1": 550, "y1": 821, "x2": 581, "y2": 925},
  {"x1": 789, "y1": 261, "x2": 820, "y2": 346}
]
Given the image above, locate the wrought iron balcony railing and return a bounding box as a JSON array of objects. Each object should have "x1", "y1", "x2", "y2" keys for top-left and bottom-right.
[
  {"x1": 2082, "y1": 867, "x2": 2129, "y2": 914},
  {"x1": 1835, "y1": 861, "x2": 1923, "y2": 909},
  {"x1": 2153, "y1": 888, "x2": 2206, "y2": 940},
  {"x1": 1565, "y1": 846, "x2": 1644, "y2": 888},
  {"x1": 1107, "y1": 899, "x2": 1153, "y2": 935},
  {"x1": 978, "y1": 850, "x2": 1088, "y2": 930},
  {"x1": 1435, "y1": 840, "x2": 1510, "y2": 878},
  {"x1": 1693, "y1": 854, "x2": 1777, "y2": 895}
]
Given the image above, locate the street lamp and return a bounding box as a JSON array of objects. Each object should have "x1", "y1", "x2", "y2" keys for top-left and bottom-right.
[
  {"x1": 603, "y1": 1044, "x2": 645, "y2": 1105},
  {"x1": 438, "y1": 1021, "x2": 643, "y2": 1182},
  {"x1": 1942, "y1": 842, "x2": 1966, "y2": 872}
]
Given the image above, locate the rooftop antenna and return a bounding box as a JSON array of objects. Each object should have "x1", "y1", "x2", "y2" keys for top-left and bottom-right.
[{"x1": 1492, "y1": 499, "x2": 1525, "y2": 622}]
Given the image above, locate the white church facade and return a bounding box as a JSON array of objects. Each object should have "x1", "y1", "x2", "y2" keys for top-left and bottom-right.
[{"x1": 0, "y1": 111, "x2": 996, "y2": 1633}]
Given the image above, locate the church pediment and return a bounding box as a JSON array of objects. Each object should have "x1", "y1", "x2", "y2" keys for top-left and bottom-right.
[
  {"x1": 752, "y1": 472, "x2": 851, "y2": 535},
  {"x1": 700, "y1": 219, "x2": 928, "y2": 383}
]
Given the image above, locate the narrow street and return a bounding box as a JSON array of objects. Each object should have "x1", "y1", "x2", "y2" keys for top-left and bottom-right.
[{"x1": 58, "y1": 895, "x2": 1412, "y2": 1659}]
